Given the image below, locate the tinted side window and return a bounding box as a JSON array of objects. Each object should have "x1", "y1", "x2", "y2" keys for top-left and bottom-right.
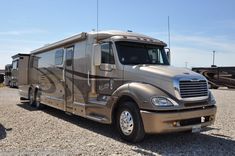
[
  {"x1": 101, "y1": 42, "x2": 115, "y2": 64},
  {"x1": 55, "y1": 49, "x2": 64, "y2": 65}
]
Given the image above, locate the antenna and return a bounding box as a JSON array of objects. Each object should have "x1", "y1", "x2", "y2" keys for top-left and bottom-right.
[
  {"x1": 96, "y1": 0, "x2": 99, "y2": 43},
  {"x1": 168, "y1": 16, "x2": 171, "y2": 49}
]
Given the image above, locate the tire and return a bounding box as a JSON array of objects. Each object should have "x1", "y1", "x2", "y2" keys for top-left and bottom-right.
[
  {"x1": 211, "y1": 85, "x2": 219, "y2": 89},
  {"x1": 34, "y1": 90, "x2": 44, "y2": 109},
  {"x1": 29, "y1": 89, "x2": 35, "y2": 106},
  {"x1": 9, "y1": 82, "x2": 13, "y2": 88},
  {"x1": 116, "y1": 101, "x2": 145, "y2": 142}
]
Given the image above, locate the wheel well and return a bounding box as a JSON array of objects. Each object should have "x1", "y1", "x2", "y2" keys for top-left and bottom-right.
[
  {"x1": 112, "y1": 95, "x2": 138, "y2": 124},
  {"x1": 28, "y1": 88, "x2": 32, "y2": 99},
  {"x1": 34, "y1": 88, "x2": 38, "y2": 94}
]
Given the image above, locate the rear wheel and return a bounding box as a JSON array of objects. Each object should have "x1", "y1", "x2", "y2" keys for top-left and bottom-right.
[
  {"x1": 29, "y1": 89, "x2": 34, "y2": 106},
  {"x1": 9, "y1": 81, "x2": 13, "y2": 88},
  {"x1": 116, "y1": 101, "x2": 145, "y2": 142},
  {"x1": 34, "y1": 90, "x2": 44, "y2": 109}
]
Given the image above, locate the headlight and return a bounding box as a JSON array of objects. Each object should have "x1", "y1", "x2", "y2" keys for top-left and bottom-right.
[{"x1": 151, "y1": 97, "x2": 176, "y2": 107}]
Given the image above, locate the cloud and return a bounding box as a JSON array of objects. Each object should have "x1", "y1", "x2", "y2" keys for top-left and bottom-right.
[
  {"x1": 171, "y1": 45, "x2": 235, "y2": 68},
  {"x1": 170, "y1": 34, "x2": 235, "y2": 68},
  {"x1": 144, "y1": 32, "x2": 235, "y2": 67},
  {"x1": 140, "y1": 31, "x2": 235, "y2": 55},
  {"x1": 172, "y1": 34, "x2": 235, "y2": 53},
  {"x1": 0, "y1": 29, "x2": 47, "y2": 36},
  {"x1": 171, "y1": 46, "x2": 214, "y2": 68},
  {"x1": 216, "y1": 19, "x2": 235, "y2": 30},
  {"x1": 0, "y1": 39, "x2": 46, "y2": 69}
]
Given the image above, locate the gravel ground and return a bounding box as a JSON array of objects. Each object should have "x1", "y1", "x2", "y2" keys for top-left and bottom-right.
[{"x1": 0, "y1": 87, "x2": 235, "y2": 156}]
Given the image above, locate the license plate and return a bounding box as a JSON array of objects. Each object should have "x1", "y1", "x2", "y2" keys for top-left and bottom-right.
[{"x1": 192, "y1": 125, "x2": 201, "y2": 133}]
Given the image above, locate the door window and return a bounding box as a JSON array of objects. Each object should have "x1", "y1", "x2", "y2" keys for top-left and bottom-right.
[
  {"x1": 55, "y1": 49, "x2": 64, "y2": 65},
  {"x1": 101, "y1": 42, "x2": 115, "y2": 64},
  {"x1": 66, "y1": 47, "x2": 74, "y2": 66},
  {"x1": 12, "y1": 60, "x2": 19, "y2": 69},
  {"x1": 148, "y1": 49, "x2": 164, "y2": 64}
]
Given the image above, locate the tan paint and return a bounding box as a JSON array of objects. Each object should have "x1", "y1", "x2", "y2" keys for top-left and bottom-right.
[
  {"x1": 18, "y1": 30, "x2": 217, "y2": 135},
  {"x1": 141, "y1": 106, "x2": 217, "y2": 133}
]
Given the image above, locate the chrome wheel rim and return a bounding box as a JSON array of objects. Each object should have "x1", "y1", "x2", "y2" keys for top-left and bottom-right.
[
  {"x1": 29, "y1": 90, "x2": 34, "y2": 105},
  {"x1": 35, "y1": 93, "x2": 40, "y2": 107},
  {"x1": 119, "y1": 110, "x2": 134, "y2": 136}
]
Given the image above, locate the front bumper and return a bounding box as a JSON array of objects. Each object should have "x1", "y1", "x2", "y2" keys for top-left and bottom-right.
[{"x1": 140, "y1": 105, "x2": 217, "y2": 133}]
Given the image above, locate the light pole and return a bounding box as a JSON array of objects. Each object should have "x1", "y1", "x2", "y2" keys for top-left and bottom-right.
[{"x1": 212, "y1": 50, "x2": 215, "y2": 67}]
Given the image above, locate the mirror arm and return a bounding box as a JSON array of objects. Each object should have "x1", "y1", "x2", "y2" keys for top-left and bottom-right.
[{"x1": 165, "y1": 47, "x2": 171, "y2": 65}]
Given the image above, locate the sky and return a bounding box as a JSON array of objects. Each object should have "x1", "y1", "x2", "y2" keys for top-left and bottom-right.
[{"x1": 0, "y1": 0, "x2": 235, "y2": 69}]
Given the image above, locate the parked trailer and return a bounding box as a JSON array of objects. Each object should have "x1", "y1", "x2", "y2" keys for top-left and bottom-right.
[
  {"x1": 19, "y1": 30, "x2": 216, "y2": 142},
  {"x1": 192, "y1": 66, "x2": 235, "y2": 89},
  {"x1": 11, "y1": 54, "x2": 30, "y2": 88},
  {"x1": 4, "y1": 64, "x2": 12, "y2": 86}
]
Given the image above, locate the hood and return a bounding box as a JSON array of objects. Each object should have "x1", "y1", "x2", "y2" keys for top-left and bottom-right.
[
  {"x1": 124, "y1": 65, "x2": 206, "y2": 97},
  {"x1": 125, "y1": 65, "x2": 202, "y2": 82},
  {"x1": 139, "y1": 65, "x2": 201, "y2": 79}
]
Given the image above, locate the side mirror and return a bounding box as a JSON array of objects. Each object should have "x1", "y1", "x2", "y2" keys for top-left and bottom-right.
[
  {"x1": 93, "y1": 44, "x2": 101, "y2": 66},
  {"x1": 165, "y1": 48, "x2": 171, "y2": 65}
]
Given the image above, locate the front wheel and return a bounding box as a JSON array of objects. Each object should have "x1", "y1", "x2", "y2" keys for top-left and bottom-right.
[{"x1": 116, "y1": 101, "x2": 145, "y2": 142}]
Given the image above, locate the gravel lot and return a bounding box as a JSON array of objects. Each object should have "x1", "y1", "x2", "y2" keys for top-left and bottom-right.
[{"x1": 0, "y1": 87, "x2": 235, "y2": 155}]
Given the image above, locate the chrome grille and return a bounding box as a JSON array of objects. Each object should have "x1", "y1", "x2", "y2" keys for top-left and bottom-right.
[{"x1": 179, "y1": 80, "x2": 208, "y2": 98}]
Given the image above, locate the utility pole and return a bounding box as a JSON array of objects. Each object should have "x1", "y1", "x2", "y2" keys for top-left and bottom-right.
[
  {"x1": 212, "y1": 50, "x2": 215, "y2": 67},
  {"x1": 185, "y1": 61, "x2": 188, "y2": 68}
]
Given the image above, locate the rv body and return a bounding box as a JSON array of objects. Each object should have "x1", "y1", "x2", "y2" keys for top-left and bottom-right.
[{"x1": 19, "y1": 30, "x2": 216, "y2": 142}]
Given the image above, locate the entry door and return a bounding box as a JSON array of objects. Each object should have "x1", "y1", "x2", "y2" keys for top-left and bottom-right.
[
  {"x1": 96, "y1": 42, "x2": 121, "y2": 96},
  {"x1": 65, "y1": 46, "x2": 74, "y2": 112}
]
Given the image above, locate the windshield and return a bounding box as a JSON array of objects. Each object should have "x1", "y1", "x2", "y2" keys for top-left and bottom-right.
[{"x1": 115, "y1": 41, "x2": 169, "y2": 65}]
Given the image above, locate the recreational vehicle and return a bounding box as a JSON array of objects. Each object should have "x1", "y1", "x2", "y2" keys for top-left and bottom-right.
[
  {"x1": 192, "y1": 66, "x2": 235, "y2": 89},
  {"x1": 4, "y1": 64, "x2": 12, "y2": 86},
  {"x1": 19, "y1": 30, "x2": 217, "y2": 142},
  {"x1": 11, "y1": 54, "x2": 30, "y2": 88}
]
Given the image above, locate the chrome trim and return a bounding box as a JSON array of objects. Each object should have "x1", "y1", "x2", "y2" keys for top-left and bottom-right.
[
  {"x1": 86, "y1": 115, "x2": 107, "y2": 122},
  {"x1": 151, "y1": 96, "x2": 179, "y2": 107},
  {"x1": 73, "y1": 101, "x2": 86, "y2": 106},
  {"x1": 46, "y1": 96, "x2": 64, "y2": 101},
  {"x1": 181, "y1": 96, "x2": 209, "y2": 102},
  {"x1": 173, "y1": 76, "x2": 209, "y2": 102},
  {"x1": 119, "y1": 110, "x2": 134, "y2": 136}
]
